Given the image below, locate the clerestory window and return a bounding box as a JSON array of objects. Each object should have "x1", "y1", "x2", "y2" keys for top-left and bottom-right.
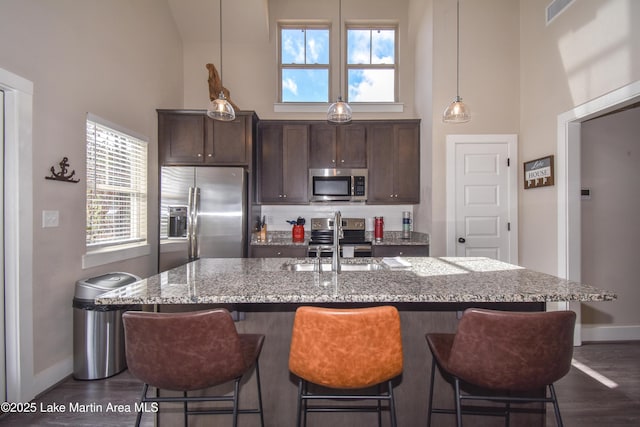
[
  {"x1": 279, "y1": 24, "x2": 330, "y2": 103},
  {"x1": 346, "y1": 25, "x2": 397, "y2": 102}
]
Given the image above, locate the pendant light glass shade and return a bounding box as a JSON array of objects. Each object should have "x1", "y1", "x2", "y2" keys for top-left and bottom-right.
[
  {"x1": 327, "y1": 96, "x2": 352, "y2": 123},
  {"x1": 327, "y1": 0, "x2": 351, "y2": 124},
  {"x1": 443, "y1": 96, "x2": 470, "y2": 123},
  {"x1": 443, "y1": 0, "x2": 470, "y2": 124},
  {"x1": 207, "y1": 0, "x2": 235, "y2": 122},
  {"x1": 207, "y1": 91, "x2": 235, "y2": 121}
]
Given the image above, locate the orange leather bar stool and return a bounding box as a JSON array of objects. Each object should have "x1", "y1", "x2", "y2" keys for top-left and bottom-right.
[
  {"x1": 289, "y1": 306, "x2": 403, "y2": 427},
  {"x1": 425, "y1": 308, "x2": 576, "y2": 427},
  {"x1": 123, "y1": 308, "x2": 264, "y2": 427}
]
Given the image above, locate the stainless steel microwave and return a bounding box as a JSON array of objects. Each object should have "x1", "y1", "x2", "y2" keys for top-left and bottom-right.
[{"x1": 308, "y1": 168, "x2": 368, "y2": 202}]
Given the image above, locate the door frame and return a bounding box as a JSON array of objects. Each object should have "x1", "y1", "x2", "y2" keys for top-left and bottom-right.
[
  {"x1": 446, "y1": 134, "x2": 518, "y2": 262},
  {"x1": 557, "y1": 80, "x2": 640, "y2": 342},
  {"x1": 0, "y1": 67, "x2": 35, "y2": 402}
]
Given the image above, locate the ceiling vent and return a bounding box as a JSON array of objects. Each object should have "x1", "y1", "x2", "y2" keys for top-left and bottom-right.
[{"x1": 546, "y1": 0, "x2": 575, "y2": 25}]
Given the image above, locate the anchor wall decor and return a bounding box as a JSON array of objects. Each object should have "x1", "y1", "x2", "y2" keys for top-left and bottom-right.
[{"x1": 46, "y1": 157, "x2": 80, "y2": 183}]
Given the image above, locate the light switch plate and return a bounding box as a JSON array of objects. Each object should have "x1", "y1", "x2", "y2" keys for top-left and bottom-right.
[{"x1": 42, "y1": 210, "x2": 59, "y2": 228}]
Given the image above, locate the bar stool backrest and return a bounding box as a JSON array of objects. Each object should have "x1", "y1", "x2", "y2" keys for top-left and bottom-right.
[
  {"x1": 447, "y1": 308, "x2": 576, "y2": 391},
  {"x1": 123, "y1": 309, "x2": 247, "y2": 391},
  {"x1": 289, "y1": 305, "x2": 403, "y2": 389}
]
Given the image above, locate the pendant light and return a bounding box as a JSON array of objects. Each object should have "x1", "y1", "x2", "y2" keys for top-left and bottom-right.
[
  {"x1": 327, "y1": 0, "x2": 352, "y2": 124},
  {"x1": 443, "y1": 0, "x2": 470, "y2": 123},
  {"x1": 207, "y1": 0, "x2": 235, "y2": 121}
]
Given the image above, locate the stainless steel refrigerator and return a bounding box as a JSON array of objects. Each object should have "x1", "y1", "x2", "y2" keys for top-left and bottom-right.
[{"x1": 159, "y1": 167, "x2": 246, "y2": 270}]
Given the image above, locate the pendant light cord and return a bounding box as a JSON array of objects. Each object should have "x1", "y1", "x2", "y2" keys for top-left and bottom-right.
[
  {"x1": 456, "y1": 0, "x2": 460, "y2": 98},
  {"x1": 219, "y1": 0, "x2": 224, "y2": 85},
  {"x1": 338, "y1": 0, "x2": 343, "y2": 98}
]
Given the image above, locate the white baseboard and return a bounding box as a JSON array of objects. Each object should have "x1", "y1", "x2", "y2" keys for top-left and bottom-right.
[
  {"x1": 581, "y1": 324, "x2": 640, "y2": 342},
  {"x1": 31, "y1": 356, "x2": 73, "y2": 399}
]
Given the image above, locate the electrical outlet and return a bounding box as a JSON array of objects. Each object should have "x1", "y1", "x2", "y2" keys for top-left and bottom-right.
[{"x1": 42, "y1": 210, "x2": 59, "y2": 228}]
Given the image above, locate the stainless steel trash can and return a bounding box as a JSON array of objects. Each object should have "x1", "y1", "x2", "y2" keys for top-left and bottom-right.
[{"x1": 73, "y1": 272, "x2": 141, "y2": 380}]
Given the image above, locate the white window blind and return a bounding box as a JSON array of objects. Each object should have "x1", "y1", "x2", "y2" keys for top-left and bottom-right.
[{"x1": 86, "y1": 114, "x2": 148, "y2": 248}]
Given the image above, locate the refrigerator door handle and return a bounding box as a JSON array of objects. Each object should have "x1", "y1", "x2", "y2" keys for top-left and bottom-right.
[{"x1": 188, "y1": 186, "x2": 201, "y2": 260}]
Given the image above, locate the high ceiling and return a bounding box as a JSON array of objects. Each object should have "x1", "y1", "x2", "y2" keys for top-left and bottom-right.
[{"x1": 167, "y1": 0, "x2": 269, "y2": 43}]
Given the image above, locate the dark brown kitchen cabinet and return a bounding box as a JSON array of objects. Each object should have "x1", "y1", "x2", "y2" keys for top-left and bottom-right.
[
  {"x1": 158, "y1": 112, "x2": 204, "y2": 164},
  {"x1": 157, "y1": 110, "x2": 252, "y2": 166},
  {"x1": 309, "y1": 123, "x2": 367, "y2": 168},
  {"x1": 367, "y1": 121, "x2": 420, "y2": 204},
  {"x1": 204, "y1": 115, "x2": 249, "y2": 164},
  {"x1": 372, "y1": 244, "x2": 429, "y2": 257},
  {"x1": 251, "y1": 246, "x2": 308, "y2": 258},
  {"x1": 257, "y1": 123, "x2": 309, "y2": 204}
]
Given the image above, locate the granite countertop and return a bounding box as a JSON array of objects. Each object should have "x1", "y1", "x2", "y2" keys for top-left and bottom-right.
[
  {"x1": 95, "y1": 257, "x2": 616, "y2": 305},
  {"x1": 251, "y1": 231, "x2": 429, "y2": 246}
]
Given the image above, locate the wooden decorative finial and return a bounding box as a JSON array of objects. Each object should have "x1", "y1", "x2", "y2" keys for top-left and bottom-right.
[{"x1": 206, "y1": 63, "x2": 239, "y2": 110}]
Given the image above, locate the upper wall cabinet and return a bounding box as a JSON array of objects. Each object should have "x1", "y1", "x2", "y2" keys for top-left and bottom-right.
[
  {"x1": 309, "y1": 123, "x2": 367, "y2": 169},
  {"x1": 257, "y1": 122, "x2": 309, "y2": 204},
  {"x1": 367, "y1": 120, "x2": 420, "y2": 204},
  {"x1": 158, "y1": 110, "x2": 255, "y2": 166}
]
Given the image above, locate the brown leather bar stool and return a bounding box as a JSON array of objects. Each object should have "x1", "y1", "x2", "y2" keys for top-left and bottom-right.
[
  {"x1": 425, "y1": 308, "x2": 576, "y2": 427},
  {"x1": 123, "y1": 308, "x2": 264, "y2": 427},
  {"x1": 289, "y1": 305, "x2": 403, "y2": 427}
]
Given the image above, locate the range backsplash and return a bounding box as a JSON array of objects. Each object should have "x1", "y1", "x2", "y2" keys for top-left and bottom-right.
[{"x1": 259, "y1": 204, "x2": 413, "y2": 232}]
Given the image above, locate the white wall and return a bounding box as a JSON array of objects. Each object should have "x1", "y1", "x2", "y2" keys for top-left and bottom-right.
[
  {"x1": 519, "y1": 0, "x2": 640, "y2": 274},
  {"x1": 429, "y1": 0, "x2": 521, "y2": 256},
  {"x1": 408, "y1": 0, "x2": 433, "y2": 235},
  {"x1": 0, "y1": 0, "x2": 183, "y2": 394},
  {"x1": 181, "y1": 0, "x2": 418, "y2": 121},
  {"x1": 580, "y1": 107, "x2": 640, "y2": 332}
]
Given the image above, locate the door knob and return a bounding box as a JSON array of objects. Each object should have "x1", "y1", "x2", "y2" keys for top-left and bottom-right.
[{"x1": 458, "y1": 237, "x2": 466, "y2": 243}]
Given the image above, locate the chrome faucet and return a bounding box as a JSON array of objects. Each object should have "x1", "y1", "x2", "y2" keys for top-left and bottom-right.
[{"x1": 332, "y1": 211, "x2": 343, "y2": 273}]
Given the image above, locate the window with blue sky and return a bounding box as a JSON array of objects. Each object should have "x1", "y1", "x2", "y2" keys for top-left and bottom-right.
[
  {"x1": 280, "y1": 25, "x2": 330, "y2": 102},
  {"x1": 347, "y1": 26, "x2": 396, "y2": 102},
  {"x1": 279, "y1": 23, "x2": 397, "y2": 103}
]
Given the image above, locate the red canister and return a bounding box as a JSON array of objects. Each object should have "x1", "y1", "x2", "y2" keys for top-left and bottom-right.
[
  {"x1": 292, "y1": 225, "x2": 305, "y2": 243},
  {"x1": 374, "y1": 217, "x2": 384, "y2": 242}
]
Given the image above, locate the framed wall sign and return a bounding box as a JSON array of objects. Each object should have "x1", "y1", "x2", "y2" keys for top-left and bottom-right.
[{"x1": 524, "y1": 155, "x2": 554, "y2": 189}]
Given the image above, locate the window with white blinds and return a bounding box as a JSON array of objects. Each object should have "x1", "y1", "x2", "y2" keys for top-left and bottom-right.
[{"x1": 86, "y1": 114, "x2": 148, "y2": 248}]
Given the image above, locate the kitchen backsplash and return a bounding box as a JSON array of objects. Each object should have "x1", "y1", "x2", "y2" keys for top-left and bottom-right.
[{"x1": 259, "y1": 205, "x2": 414, "y2": 232}]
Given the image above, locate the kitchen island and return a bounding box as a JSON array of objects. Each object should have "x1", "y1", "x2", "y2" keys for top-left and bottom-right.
[{"x1": 96, "y1": 257, "x2": 615, "y2": 427}]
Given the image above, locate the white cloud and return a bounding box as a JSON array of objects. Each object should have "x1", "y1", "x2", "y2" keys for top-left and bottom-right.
[
  {"x1": 283, "y1": 78, "x2": 298, "y2": 96},
  {"x1": 283, "y1": 37, "x2": 305, "y2": 64},
  {"x1": 349, "y1": 70, "x2": 394, "y2": 102},
  {"x1": 307, "y1": 38, "x2": 320, "y2": 63}
]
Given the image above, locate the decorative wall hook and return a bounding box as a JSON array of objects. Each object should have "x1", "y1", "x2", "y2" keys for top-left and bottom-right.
[{"x1": 46, "y1": 157, "x2": 79, "y2": 183}]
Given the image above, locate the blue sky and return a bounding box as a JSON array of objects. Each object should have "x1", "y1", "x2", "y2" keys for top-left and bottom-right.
[{"x1": 281, "y1": 27, "x2": 395, "y2": 103}]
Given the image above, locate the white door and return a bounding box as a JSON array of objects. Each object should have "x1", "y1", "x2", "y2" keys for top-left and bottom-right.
[{"x1": 446, "y1": 134, "x2": 518, "y2": 262}]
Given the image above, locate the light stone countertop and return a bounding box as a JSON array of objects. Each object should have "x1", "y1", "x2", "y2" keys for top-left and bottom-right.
[{"x1": 95, "y1": 257, "x2": 616, "y2": 305}]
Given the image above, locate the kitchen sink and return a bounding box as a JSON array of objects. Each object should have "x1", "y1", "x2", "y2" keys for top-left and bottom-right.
[{"x1": 281, "y1": 261, "x2": 386, "y2": 272}]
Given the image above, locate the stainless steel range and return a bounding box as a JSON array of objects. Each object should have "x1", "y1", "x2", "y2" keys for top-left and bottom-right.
[{"x1": 307, "y1": 217, "x2": 372, "y2": 257}]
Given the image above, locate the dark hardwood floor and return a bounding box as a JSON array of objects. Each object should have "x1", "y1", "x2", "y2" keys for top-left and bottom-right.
[
  {"x1": 0, "y1": 341, "x2": 638, "y2": 426},
  {"x1": 547, "y1": 341, "x2": 640, "y2": 426}
]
